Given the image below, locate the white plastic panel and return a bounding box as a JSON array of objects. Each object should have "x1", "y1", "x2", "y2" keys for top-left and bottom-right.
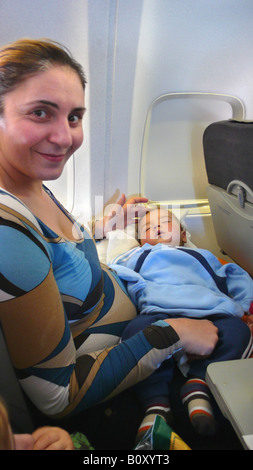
[
  {"x1": 140, "y1": 93, "x2": 244, "y2": 203},
  {"x1": 125, "y1": 1, "x2": 253, "y2": 202}
]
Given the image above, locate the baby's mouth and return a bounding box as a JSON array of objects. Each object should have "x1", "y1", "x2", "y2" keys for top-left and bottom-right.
[{"x1": 156, "y1": 229, "x2": 162, "y2": 237}]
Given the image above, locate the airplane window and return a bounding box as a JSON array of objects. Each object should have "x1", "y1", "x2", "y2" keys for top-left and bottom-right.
[{"x1": 140, "y1": 93, "x2": 244, "y2": 204}]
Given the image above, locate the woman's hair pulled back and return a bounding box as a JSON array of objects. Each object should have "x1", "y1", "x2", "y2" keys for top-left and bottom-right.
[{"x1": 0, "y1": 38, "x2": 86, "y2": 114}]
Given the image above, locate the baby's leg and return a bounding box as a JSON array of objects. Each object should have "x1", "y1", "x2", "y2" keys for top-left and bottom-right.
[
  {"x1": 181, "y1": 314, "x2": 252, "y2": 436},
  {"x1": 134, "y1": 358, "x2": 174, "y2": 442},
  {"x1": 180, "y1": 377, "x2": 216, "y2": 436},
  {"x1": 122, "y1": 314, "x2": 174, "y2": 442}
]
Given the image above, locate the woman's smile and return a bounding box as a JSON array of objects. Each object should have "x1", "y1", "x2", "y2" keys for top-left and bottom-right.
[{"x1": 33, "y1": 150, "x2": 67, "y2": 162}]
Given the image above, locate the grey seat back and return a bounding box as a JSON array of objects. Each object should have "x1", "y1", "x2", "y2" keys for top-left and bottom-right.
[
  {"x1": 203, "y1": 120, "x2": 253, "y2": 275},
  {"x1": 0, "y1": 326, "x2": 34, "y2": 434}
]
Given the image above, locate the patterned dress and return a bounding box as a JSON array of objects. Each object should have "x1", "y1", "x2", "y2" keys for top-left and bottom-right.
[{"x1": 0, "y1": 188, "x2": 183, "y2": 418}]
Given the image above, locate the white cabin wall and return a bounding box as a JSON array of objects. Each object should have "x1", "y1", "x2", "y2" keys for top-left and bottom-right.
[{"x1": 122, "y1": 0, "x2": 253, "y2": 197}]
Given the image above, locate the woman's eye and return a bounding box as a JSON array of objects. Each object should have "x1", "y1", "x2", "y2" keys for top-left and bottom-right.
[
  {"x1": 69, "y1": 115, "x2": 78, "y2": 123},
  {"x1": 32, "y1": 109, "x2": 48, "y2": 119},
  {"x1": 68, "y1": 113, "x2": 82, "y2": 124}
]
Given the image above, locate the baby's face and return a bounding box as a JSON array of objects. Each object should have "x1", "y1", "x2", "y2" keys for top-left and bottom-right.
[{"x1": 139, "y1": 209, "x2": 186, "y2": 247}]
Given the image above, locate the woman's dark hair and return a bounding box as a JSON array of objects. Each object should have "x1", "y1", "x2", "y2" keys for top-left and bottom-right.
[{"x1": 0, "y1": 38, "x2": 86, "y2": 113}]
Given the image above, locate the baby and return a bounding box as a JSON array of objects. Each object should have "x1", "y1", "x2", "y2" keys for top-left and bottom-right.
[
  {"x1": 138, "y1": 206, "x2": 187, "y2": 247},
  {"x1": 109, "y1": 208, "x2": 253, "y2": 441}
]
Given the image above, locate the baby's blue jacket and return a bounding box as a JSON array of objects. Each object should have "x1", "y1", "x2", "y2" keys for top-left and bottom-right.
[{"x1": 110, "y1": 244, "x2": 253, "y2": 318}]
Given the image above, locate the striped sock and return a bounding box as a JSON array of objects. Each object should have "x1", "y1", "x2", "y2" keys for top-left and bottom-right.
[
  {"x1": 181, "y1": 378, "x2": 217, "y2": 436},
  {"x1": 136, "y1": 403, "x2": 172, "y2": 443}
]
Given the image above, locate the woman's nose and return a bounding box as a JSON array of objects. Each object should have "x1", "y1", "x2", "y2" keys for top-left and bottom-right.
[{"x1": 48, "y1": 119, "x2": 73, "y2": 149}]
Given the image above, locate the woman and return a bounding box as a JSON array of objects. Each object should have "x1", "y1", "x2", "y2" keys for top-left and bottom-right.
[{"x1": 0, "y1": 39, "x2": 218, "y2": 425}]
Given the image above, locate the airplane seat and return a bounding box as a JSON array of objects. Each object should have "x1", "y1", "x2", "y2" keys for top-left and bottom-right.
[
  {"x1": 0, "y1": 325, "x2": 34, "y2": 434},
  {"x1": 203, "y1": 119, "x2": 253, "y2": 276}
]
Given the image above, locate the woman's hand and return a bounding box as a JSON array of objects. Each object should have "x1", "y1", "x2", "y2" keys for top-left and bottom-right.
[
  {"x1": 95, "y1": 193, "x2": 148, "y2": 238},
  {"x1": 167, "y1": 318, "x2": 219, "y2": 358}
]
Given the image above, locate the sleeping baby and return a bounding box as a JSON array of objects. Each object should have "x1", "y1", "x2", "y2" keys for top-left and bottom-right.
[{"x1": 107, "y1": 207, "x2": 253, "y2": 442}]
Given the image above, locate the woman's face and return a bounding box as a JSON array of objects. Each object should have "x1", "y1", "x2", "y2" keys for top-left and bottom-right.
[{"x1": 0, "y1": 65, "x2": 85, "y2": 183}]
